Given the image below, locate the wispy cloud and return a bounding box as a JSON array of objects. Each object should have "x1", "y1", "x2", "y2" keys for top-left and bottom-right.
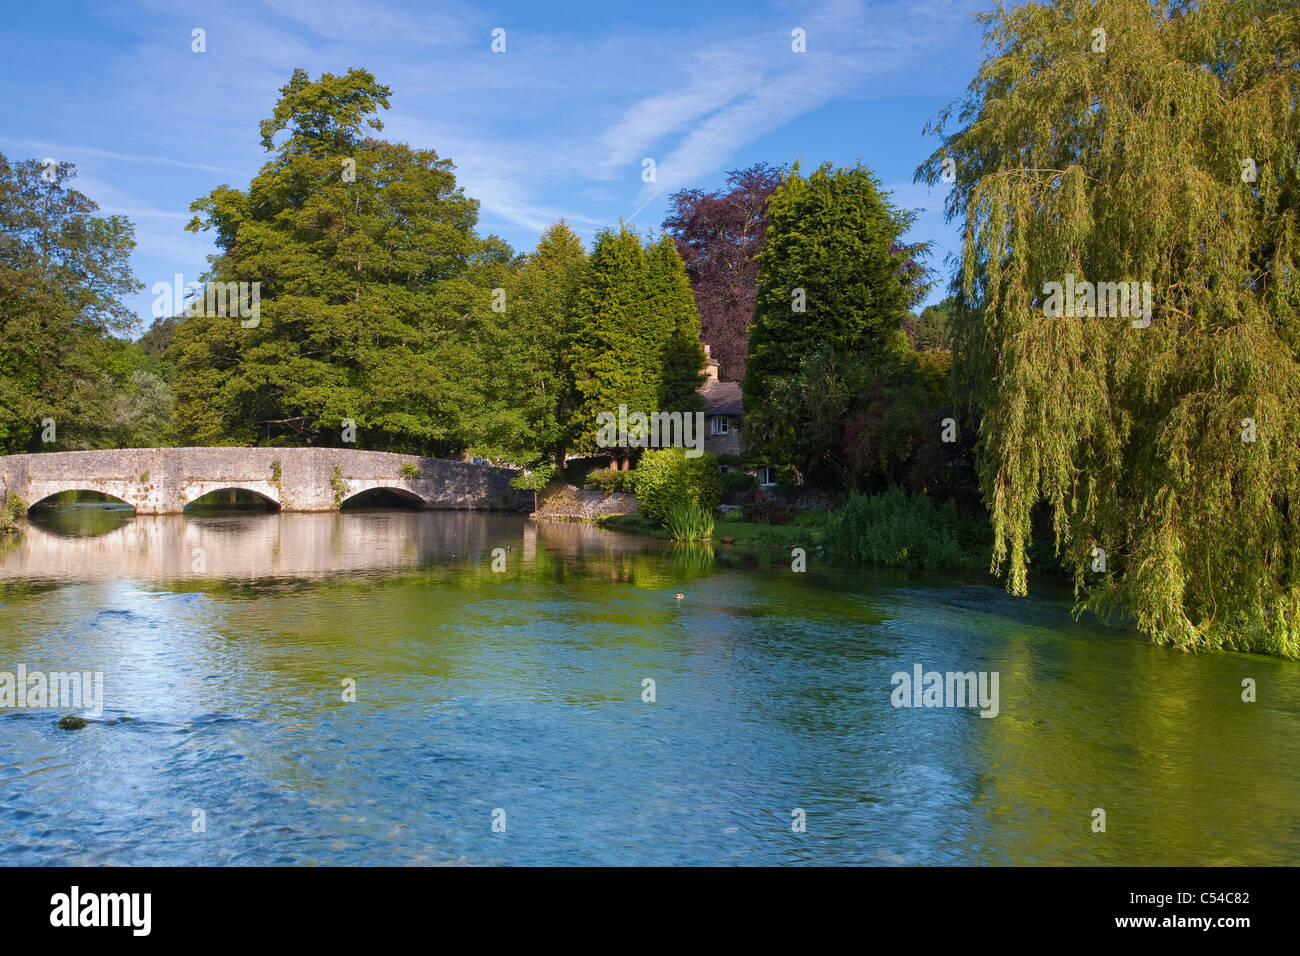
[{"x1": 2, "y1": 0, "x2": 983, "y2": 321}]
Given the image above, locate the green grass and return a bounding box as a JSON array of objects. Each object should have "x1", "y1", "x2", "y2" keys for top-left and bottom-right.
[{"x1": 713, "y1": 520, "x2": 823, "y2": 547}]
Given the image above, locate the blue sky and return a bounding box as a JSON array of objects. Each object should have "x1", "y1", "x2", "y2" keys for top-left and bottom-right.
[{"x1": 0, "y1": 0, "x2": 988, "y2": 335}]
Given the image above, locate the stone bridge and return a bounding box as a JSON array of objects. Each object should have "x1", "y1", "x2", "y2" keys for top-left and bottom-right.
[{"x1": 0, "y1": 448, "x2": 533, "y2": 514}]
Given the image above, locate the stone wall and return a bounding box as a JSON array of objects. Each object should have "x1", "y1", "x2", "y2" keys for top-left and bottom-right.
[
  {"x1": 532, "y1": 484, "x2": 638, "y2": 521},
  {"x1": 703, "y1": 421, "x2": 741, "y2": 457},
  {"x1": 0, "y1": 447, "x2": 533, "y2": 514}
]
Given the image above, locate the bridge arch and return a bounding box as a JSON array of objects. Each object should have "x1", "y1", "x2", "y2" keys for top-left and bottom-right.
[
  {"x1": 27, "y1": 489, "x2": 136, "y2": 512},
  {"x1": 181, "y1": 483, "x2": 282, "y2": 510},
  {"x1": 339, "y1": 486, "x2": 426, "y2": 509}
]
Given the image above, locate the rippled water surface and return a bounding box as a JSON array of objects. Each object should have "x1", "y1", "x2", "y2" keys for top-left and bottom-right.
[{"x1": 1, "y1": 507, "x2": 1297, "y2": 865}]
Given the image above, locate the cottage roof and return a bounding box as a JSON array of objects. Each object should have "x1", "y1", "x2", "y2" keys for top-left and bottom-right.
[{"x1": 699, "y1": 380, "x2": 743, "y2": 416}]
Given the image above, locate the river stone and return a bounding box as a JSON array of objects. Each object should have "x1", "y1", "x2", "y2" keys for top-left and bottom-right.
[{"x1": 57, "y1": 716, "x2": 89, "y2": 730}]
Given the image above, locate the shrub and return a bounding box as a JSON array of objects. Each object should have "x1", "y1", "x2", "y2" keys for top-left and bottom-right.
[
  {"x1": 399, "y1": 462, "x2": 421, "y2": 479},
  {"x1": 584, "y1": 469, "x2": 634, "y2": 495},
  {"x1": 721, "y1": 471, "x2": 758, "y2": 495},
  {"x1": 663, "y1": 502, "x2": 716, "y2": 541},
  {"x1": 511, "y1": 462, "x2": 557, "y2": 491},
  {"x1": 632, "y1": 449, "x2": 724, "y2": 524},
  {"x1": 825, "y1": 486, "x2": 990, "y2": 570},
  {"x1": 0, "y1": 493, "x2": 25, "y2": 535},
  {"x1": 792, "y1": 508, "x2": 833, "y2": 529},
  {"x1": 330, "y1": 464, "x2": 350, "y2": 507}
]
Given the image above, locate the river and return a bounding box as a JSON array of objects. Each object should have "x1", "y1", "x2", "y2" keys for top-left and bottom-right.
[{"x1": 1, "y1": 505, "x2": 1296, "y2": 865}]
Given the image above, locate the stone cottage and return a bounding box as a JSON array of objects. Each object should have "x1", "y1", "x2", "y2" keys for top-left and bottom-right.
[{"x1": 698, "y1": 345, "x2": 775, "y2": 485}]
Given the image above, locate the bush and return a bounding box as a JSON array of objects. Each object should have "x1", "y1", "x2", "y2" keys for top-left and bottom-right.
[
  {"x1": 511, "y1": 462, "x2": 557, "y2": 491},
  {"x1": 663, "y1": 502, "x2": 716, "y2": 541},
  {"x1": 1, "y1": 493, "x2": 25, "y2": 536},
  {"x1": 721, "y1": 471, "x2": 758, "y2": 495},
  {"x1": 825, "y1": 486, "x2": 990, "y2": 570},
  {"x1": 792, "y1": 508, "x2": 833, "y2": 529},
  {"x1": 584, "y1": 469, "x2": 634, "y2": 495},
  {"x1": 399, "y1": 462, "x2": 421, "y2": 479},
  {"x1": 632, "y1": 449, "x2": 723, "y2": 524}
]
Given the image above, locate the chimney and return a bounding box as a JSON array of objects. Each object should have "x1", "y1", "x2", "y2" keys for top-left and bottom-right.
[{"x1": 703, "y1": 343, "x2": 719, "y2": 385}]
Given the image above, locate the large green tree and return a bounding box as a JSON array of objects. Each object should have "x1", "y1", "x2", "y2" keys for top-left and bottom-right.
[
  {"x1": 473, "y1": 220, "x2": 587, "y2": 471},
  {"x1": 0, "y1": 154, "x2": 140, "y2": 452},
  {"x1": 916, "y1": 0, "x2": 1300, "y2": 656},
  {"x1": 171, "y1": 68, "x2": 511, "y2": 453},
  {"x1": 647, "y1": 234, "x2": 706, "y2": 414},
  {"x1": 744, "y1": 162, "x2": 930, "y2": 481},
  {"x1": 570, "y1": 227, "x2": 655, "y2": 463},
  {"x1": 745, "y1": 162, "x2": 929, "y2": 408}
]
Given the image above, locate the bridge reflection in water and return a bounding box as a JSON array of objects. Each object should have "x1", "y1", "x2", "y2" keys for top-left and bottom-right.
[{"x1": 0, "y1": 509, "x2": 670, "y2": 584}]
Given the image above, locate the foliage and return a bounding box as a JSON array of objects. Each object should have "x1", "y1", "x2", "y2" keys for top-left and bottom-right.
[
  {"x1": 570, "y1": 227, "x2": 703, "y2": 462},
  {"x1": 105, "y1": 369, "x2": 173, "y2": 448},
  {"x1": 904, "y1": 296, "x2": 955, "y2": 352},
  {"x1": 509, "y1": 462, "x2": 557, "y2": 491},
  {"x1": 663, "y1": 502, "x2": 716, "y2": 541},
  {"x1": 473, "y1": 221, "x2": 586, "y2": 470},
  {"x1": 136, "y1": 314, "x2": 180, "y2": 361},
  {"x1": 584, "y1": 469, "x2": 635, "y2": 494},
  {"x1": 743, "y1": 341, "x2": 857, "y2": 488},
  {"x1": 0, "y1": 153, "x2": 140, "y2": 452},
  {"x1": 647, "y1": 235, "x2": 706, "y2": 414},
  {"x1": 745, "y1": 161, "x2": 930, "y2": 411},
  {"x1": 663, "y1": 163, "x2": 783, "y2": 381},
  {"x1": 171, "y1": 68, "x2": 509, "y2": 454},
  {"x1": 826, "y1": 487, "x2": 990, "y2": 571},
  {"x1": 916, "y1": 0, "x2": 1300, "y2": 655},
  {"x1": 570, "y1": 227, "x2": 657, "y2": 460},
  {"x1": 842, "y1": 347, "x2": 973, "y2": 497},
  {"x1": 398, "y1": 462, "x2": 420, "y2": 479},
  {"x1": 722, "y1": 471, "x2": 758, "y2": 495},
  {"x1": 743, "y1": 162, "x2": 933, "y2": 485},
  {"x1": 330, "y1": 463, "x2": 349, "y2": 507},
  {"x1": 0, "y1": 493, "x2": 25, "y2": 535},
  {"x1": 632, "y1": 448, "x2": 723, "y2": 524}
]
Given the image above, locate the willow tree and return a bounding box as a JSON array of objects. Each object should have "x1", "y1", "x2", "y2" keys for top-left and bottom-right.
[{"x1": 917, "y1": 0, "x2": 1300, "y2": 655}]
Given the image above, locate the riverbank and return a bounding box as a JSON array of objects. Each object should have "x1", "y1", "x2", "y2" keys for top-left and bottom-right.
[
  {"x1": 599, "y1": 511, "x2": 828, "y2": 549},
  {"x1": 600, "y1": 486, "x2": 998, "y2": 573}
]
